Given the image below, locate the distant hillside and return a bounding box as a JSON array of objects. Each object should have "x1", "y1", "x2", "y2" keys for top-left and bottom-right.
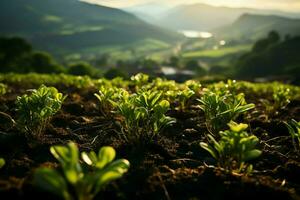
[
  {"x1": 235, "y1": 33, "x2": 300, "y2": 82},
  {"x1": 0, "y1": 0, "x2": 181, "y2": 55},
  {"x1": 124, "y1": 2, "x2": 170, "y2": 22},
  {"x1": 213, "y1": 14, "x2": 300, "y2": 40},
  {"x1": 150, "y1": 3, "x2": 300, "y2": 31}
]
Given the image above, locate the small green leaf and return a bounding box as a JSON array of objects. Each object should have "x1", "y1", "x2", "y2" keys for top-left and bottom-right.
[
  {"x1": 96, "y1": 146, "x2": 116, "y2": 169},
  {"x1": 244, "y1": 149, "x2": 262, "y2": 161},
  {"x1": 34, "y1": 168, "x2": 71, "y2": 200},
  {"x1": 82, "y1": 152, "x2": 93, "y2": 165},
  {"x1": 50, "y1": 142, "x2": 81, "y2": 184},
  {"x1": 200, "y1": 142, "x2": 218, "y2": 160},
  {"x1": 94, "y1": 159, "x2": 130, "y2": 193},
  {"x1": 50, "y1": 146, "x2": 69, "y2": 164},
  {"x1": 82, "y1": 151, "x2": 98, "y2": 166},
  {"x1": 159, "y1": 100, "x2": 170, "y2": 111},
  {"x1": 228, "y1": 121, "x2": 248, "y2": 132}
]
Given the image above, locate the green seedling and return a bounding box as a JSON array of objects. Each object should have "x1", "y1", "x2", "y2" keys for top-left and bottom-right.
[
  {"x1": 0, "y1": 158, "x2": 5, "y2": 169},
  {"x1": 177, "y1": 89, "x2": 195, "y2": 111},
  {"x1": 198, "y1": 90, "x2": 255, "y2": 134},
  {"x1": 273, "y1": 86, "x2": 291, "y2": 110},
  {"x1": 16, "y1": 85, "x2": 66, "y2": 138},
  {"x1": 34, "y1": 142, "x2": 129, "y2": 200},
  {"x1": 184, "y1": 80, "x2": 202, "y2": 93},
  {"x1": 0, "y1": 83, "x2": 7, "y2": 96},
  {"x1": 115, "y1": 90, "x2": 175, "y2": 143},
  {"x1": 94, "y1": 86, "x2": 122, "y2": 117},
  {"x1": 208, "y1": 80, "x2": 239, "y2": 97},
  {"x1": 131, "y1": 73, "x2": 149, "y2": 91},
  {"x1": 200, "y1": 121, "x2": 261, "y2": 173},
  {"x1": 148, "y1": 78, "x2": 178, "y2": 93},
  {"x1": 285, "y1": 119, "x2": 300, "y2": 152},
  {"x1": 262, "y1": 85, "x2": 291, "y2": 116}
]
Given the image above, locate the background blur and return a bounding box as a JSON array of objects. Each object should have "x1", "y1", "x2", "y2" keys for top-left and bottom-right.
[{"x1": 1, "y1": 0, "x2": 300, "y2": 83}]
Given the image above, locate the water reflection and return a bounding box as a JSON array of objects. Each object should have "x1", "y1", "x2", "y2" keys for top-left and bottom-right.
[{"x1": 180, "y1": 30, "x2": 213, "y2": 38}]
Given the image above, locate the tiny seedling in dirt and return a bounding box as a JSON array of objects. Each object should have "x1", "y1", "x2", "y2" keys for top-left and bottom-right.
[
  {"x1": 0, "y1": 83, "x2": 7, "y2": 96},
  {"x1": 16, "y1": 85, "x2": 66, "y2": 138},
  {"x1": 167, "y1": 88, "x2": 195, "y2": 112},
  {"x1": 94, "y1": 86, "x2": 123, "y2": 117},
  {"x1": 200, "y1": 121, "x2": 262, "y2": 173},
  {"x1": 114, "y1": 90, "x2": 176, "y2": 144},
  {"x1": 273, "y1": 86, "x2": 291, "y2": 110},
  {"x1": 34, "y1": 142, "x2": 130, "y2": 200},
  {"x1": 147, "y1": 78, "x2": 178, "y2": 93},
  {"x1": 262, "y1": 85, "x2": 291, "y2": 117},
  {"x1": 198, "y1": 90, "x2": 255, "y2": 135},
  {"x1": 184, "y1": 80, "x2": 201, "y2": 94},
  {"x1": 130, "y1": 73, "x2": 149, "y2": 91},
  {"x1": 285, "y1": 119, "x2": 300, "y2": 153}
]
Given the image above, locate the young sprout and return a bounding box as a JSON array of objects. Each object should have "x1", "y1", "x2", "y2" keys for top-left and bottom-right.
[
  {"x1": 200, "y1": 121, "x2": 262, "y2": 173},
  {"x1": 148, "y1": 78, "x2": 178, "y2": 93},
  {"x1": 34, "y1": 142, "x2": 130, "y2": 200},
  {"x1": 175, "y1": 89, "x2": 195, "y2": 111},
  {"x1": 273, "y1": 85, "x2": 291, "y2": 110},
  {"x1": 261, "y1": 85, "x2": 291, "y2": 117},
  {"x1": 208, "y1": 80, "x2": 238, "y2": 96},
  {"x1": 0, "y1": 158, "x2": 5, "y2": 169},
  {"x1": 94, "y1": 86, "x2": 123, "y2": 117},
  {"x1": 184, "y1": 80, "x2": 201, "y2": 93},
  {"x1": 131, "y1": 73, "x2": 149, "y2": 91},
  {"x1": 198, "y1": 90, "x2": 255, "y2": 134},
  {"x1": 16, "y1": 85, "x2": 67, "y2": 138},
  {"x1": 285, "y1": 119, "x2": 300, "y2": 153},
  {"x1": 114, "y1": 90, "x2": 175, "y2": 143},
  {"x1": 0, "y1": 83, "x2": 7, "y2": 96}
]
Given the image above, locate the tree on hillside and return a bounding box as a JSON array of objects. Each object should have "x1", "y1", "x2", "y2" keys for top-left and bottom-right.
[
  {"x1": 27, "y1": 52, "x2": 64, "y2": 74},
  {"x1": 236, "y1": 32, "x2": 300, "y2": 79},
  {"x1": 0, "y1": 37, "x2": 65, "y2": 74},
  {"x1": 168, "y1": 56, "x2": 181, "y2": 68},
  {"x1": 185, "y1": 60, "x2": 206, "y2": 75},
  {"x1": 0, "y1": 37, "x2": 32, "y2": 72},
  {"x1": 68, "y1": 62, "x2": 100, "y2": 77},
  {"x1": 252, "y1": 31, "x2": 280, "y2": 52},
  {"x1": 104, "y1": 68, "x2": 128, "y2": 79}
]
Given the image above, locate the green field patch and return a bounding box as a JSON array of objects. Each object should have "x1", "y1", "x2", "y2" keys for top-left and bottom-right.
[
  {"x1": 43, "y1": 15, "x2": 63, "y2": 23},
  {"x1": 182, "y1": 45, "x2": 251, "y2": 59},
  {"x1": 60, "y1": 26, "x2": 103, "y2": 35}
]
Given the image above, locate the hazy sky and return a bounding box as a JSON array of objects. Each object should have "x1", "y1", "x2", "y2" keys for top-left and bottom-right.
[{"x1": 82, "y1": 0, "x2": 300, "y2": 12}]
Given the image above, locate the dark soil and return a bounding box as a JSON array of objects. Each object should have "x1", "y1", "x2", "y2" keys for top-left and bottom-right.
[{"x1": 0, "y1": 84, "x2": 300, "y2": 200}]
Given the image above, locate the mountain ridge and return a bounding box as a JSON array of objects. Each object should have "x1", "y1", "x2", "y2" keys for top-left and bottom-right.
[
  {"x1": 0, "y1": 0, "x2": 181, "y2": 55},
  {"x1": 213, "y1": 13, "x2": 300, "y2": 40},
  {"x1": 130, "y1": 3, "x2": 300, "y2": 31}
]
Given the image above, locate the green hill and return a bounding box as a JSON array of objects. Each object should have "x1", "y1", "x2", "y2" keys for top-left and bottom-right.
[
  {"x1": 154, "y1": 3, "x2": 300, "y2": 31},
  {"x1": 0, "y1": 0, "x2": 181, "y2": 55},
  {"x1": 235, "y1": 32, "x2": 300, "y2": 81},
  {"x1": 213, "y1": 14, "x2": 300, "y2": 40}
]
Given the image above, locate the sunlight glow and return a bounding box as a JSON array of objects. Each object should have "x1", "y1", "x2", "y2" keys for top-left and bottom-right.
[
  {"x1": 81, "y1": 0, "x2": 300, "y2": 12},
  {"x1": 180, "y1": 30, "x2": 213, "y2": 39},
  {"x1": 219, "y1": 40, "x2": 226, "y2": 46}
]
